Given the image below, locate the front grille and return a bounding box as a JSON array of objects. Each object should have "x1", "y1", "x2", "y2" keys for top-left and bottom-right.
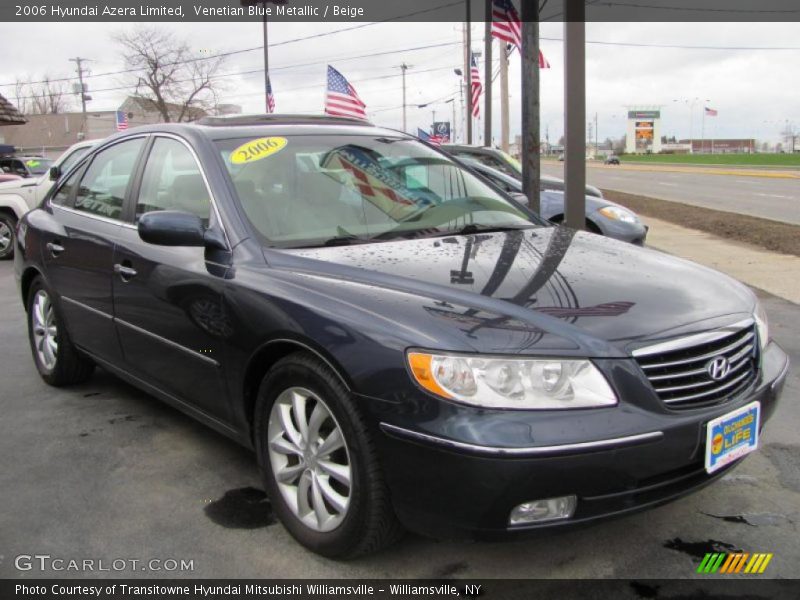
[{"x1": 634, "y1": 324, "x2": 758, "y2": 409}]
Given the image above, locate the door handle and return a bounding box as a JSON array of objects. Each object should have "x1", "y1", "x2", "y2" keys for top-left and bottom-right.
[
  {"x1": 46, "y1": 242, "x2": 65, "y2": 256},
  {"x1": 113, "y1": 263, "x2": 138, "y2": 281}
]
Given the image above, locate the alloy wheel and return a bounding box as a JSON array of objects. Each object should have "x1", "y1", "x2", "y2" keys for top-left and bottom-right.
[
  {"x1": 267, "y1": 386, "x2": 352, "y2": 532},
  {"x1": 0, "y1": 220, "x2": 12, "y2": 253},
  {"x1": 32, "y1": 290, "x2": 58, "y2": 371}
]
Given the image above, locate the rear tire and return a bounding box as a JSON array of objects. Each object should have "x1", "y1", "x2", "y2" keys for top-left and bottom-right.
[
  {"x1": 26, "y1": 276, "x2": 94, "y2": 386},
  {"x1": 0, "y1": 213, "x2": 16, "y2": 260},
  {"x1": 254, "y1": 351, "x2": 403, "y2": 558}
]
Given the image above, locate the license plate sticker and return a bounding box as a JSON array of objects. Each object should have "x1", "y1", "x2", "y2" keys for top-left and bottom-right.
[{"x1": 705, "y1": 401, "x2": 760, "y2": 474}]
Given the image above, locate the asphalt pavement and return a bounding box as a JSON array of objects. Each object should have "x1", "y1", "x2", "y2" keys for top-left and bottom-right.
[
  {"x1": 0, "y1": 260, "x2": 798, "y2": 579},
  {"x1": 541, "y1": 162, "x2": 800, "y2": 225}
]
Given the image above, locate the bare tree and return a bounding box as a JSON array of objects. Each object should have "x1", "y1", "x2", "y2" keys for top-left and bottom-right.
[
  {"x1": 780, "y1": 122, "x2": 797, "y2": 153},
  {"x1": 14, "y1": 76, "x2": 71, "y2": 115},
  {"x1": 114, "y1": 26, "x2": 226, "y2": 123},
  {"x1": 29, "y1": 77, "x2": 70, "y2": 114}
]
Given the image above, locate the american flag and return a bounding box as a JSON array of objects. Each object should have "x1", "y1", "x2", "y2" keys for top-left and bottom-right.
[
  {"x1": 491, "y1": 0, "x2": 521, "y2": 50},
  {"x1": 539, "y1": 49, "x2": 551, "y2": 69},
  {"x1": 417, "y1": 128, "x2": 443, "y2": 145},
  {"x1": 705, "y1": 107, "x2": 718, "y2": 117},
  {"x1": 115, "y1": 111, "x2": 128, "y2": 131},
  {"x1": 491, "y1": 0, "x2": 550, "y2": 69},
  {"x1": 266, "y1": 73, "x2": 275, "y2": 113},
  {"x1": 325, "y1": 65, "x2": 367, "y2": 120},
  {"x1": 470, "y1": 52, "x2": 482, "y2": 118}
]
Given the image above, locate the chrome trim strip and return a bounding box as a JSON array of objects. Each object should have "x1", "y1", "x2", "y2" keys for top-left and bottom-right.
[
  {"x1": 632, "y1": 319, "x2": 754, "y2": 358},
  {"x1": 648, "y1": 366, "x2": 707, "y2": 381},
  {"x1": 60, "y1": 296, "x2": 113, "y2": 320},
  {"x1": 52, "y1": 203, "x2": 137, "y2": 229},
  {"x1": 639, "y1": 332, "x2": 754, "y2": 370},
  {"x1": 654, "y1": 357, "x2": 750, "y2": 393},
  {"x1": 115, "y1": 317, "x2": 219, "y2": 367},
  {"x1": 379, "y1": 423, "x2": 664, "y2": 457},
  {"x1": 663, "y1": 369, "x2": 752, "y2": 404}
]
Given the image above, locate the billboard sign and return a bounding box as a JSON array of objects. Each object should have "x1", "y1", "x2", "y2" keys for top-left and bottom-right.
[{"x1": 628, "y1": 110, "x2": 660, "y2": 119}]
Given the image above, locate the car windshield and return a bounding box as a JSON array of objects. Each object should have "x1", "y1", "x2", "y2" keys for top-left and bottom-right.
[
  {"x1": 217, "y1": 134, "x2": 541, "y2": 248},
  {"x1": 23, "y1": 158, "x2": 54, "y2": 175}
]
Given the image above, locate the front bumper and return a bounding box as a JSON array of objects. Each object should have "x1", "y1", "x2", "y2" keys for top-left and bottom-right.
[{"x1": 362, "y1": 341, "x2": 788, "y2": 539}]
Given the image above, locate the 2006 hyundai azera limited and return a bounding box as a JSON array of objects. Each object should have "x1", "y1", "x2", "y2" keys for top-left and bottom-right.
[{"x1": 14, "y1": 116, "x2": 790, "y2": 558}]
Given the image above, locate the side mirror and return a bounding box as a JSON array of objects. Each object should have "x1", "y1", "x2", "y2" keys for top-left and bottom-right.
[
  {"x1": 49, "y1": 165, "x2": 61, "y2": 181},
  {"x1": 510, "y1": 192, "x2": 530, "y2": 207},
  {"x1": 138, "y1": 210, "x2": 210, "y2": 247}
]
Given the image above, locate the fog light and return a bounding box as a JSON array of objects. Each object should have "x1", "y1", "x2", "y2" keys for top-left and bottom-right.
[{"x1": 509, "y1": 495, "x2": 577, "y2": 526}]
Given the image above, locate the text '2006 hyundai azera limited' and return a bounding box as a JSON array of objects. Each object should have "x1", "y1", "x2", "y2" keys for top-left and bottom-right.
[{"x1": 15, "y1": 116, "x2": 789, "y2": 558}]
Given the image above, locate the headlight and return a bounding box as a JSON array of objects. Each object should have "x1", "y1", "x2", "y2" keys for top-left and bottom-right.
[
  {"x1": 754, "y1": 300, "x2": 769, "y2": 351},
  {"x1": 598, "y1": 206, "x2": 638, "y2": 224},
  {"x1": 407, "y1": 352, "x2": 618, "y2": 409}
]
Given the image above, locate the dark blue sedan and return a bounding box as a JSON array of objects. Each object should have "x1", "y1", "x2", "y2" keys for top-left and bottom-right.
[{"x1": 14, "y1": 115, "x2": 788, "y2": 558}]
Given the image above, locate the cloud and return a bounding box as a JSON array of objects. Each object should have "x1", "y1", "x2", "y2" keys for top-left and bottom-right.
[{"x1": 0, "y1": 20, "x2": 796, "y2": 144}]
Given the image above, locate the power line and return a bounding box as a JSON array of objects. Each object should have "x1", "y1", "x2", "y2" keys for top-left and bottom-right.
[
  {"x1": 0, "y1": 0, "x2": 463, "y2": 88},
  {"x1": 10, "y1": 42, "x2": 464, "y2": 103}
]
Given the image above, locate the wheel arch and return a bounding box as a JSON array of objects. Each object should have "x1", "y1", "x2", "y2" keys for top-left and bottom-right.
[
  {"x1": 0, "y1": 194, "x2": 30, "y2": 220},
  {"x1": 241, "y1": 336, "x2": 353, "y2": 441},
  {"x1": 20, "y1": 265, "x2": 45, "y2": 312},
  {"x1": 547, "y1": 213, "x2": 603, "y2": 234}
]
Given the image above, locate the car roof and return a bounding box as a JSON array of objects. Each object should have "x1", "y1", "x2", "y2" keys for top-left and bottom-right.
[{"x1": 104, "y1": 114, "x2": 413, "y2": 143}]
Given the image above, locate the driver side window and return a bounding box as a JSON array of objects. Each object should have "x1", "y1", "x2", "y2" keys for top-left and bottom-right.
[{"x1": 136, "y1": 137, "x2": 211, "y2": 226}]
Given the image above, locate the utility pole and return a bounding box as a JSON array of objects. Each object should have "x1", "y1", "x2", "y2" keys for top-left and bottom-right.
[
  {"x1": 69, "y1": 57, "x2": 90, "y2": 116},
  {"x1": 520, "y1": 2, "x2": 540, "y2": 213},
  {"x1": 399, "y1": 63, "x2": 411, "y2": 132},
  {"x1": 595, "y1": 112, "x2": 599, "y2": 158},
  {"x1": 499, "y1": 43, "x2": 510, "y2": 152},
  {"x1": 463, "y1": 3, "x2": 472, "y2": 144},
  {"x1": 483, "y1": 0, "x2": 492, "y2": 147},
  {"x1": 563, "y1": 3, "x2": 586, "y2": 230},
  {"x1": 448, "y1": 98, "x2": 456, "y2": 142}
]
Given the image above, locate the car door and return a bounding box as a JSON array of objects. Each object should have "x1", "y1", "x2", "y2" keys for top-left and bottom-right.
[
  {"x1": 112, "y1": 135, "x2": 232, "y2": 421},
  {"x1": 42, "y1": 136, "x2": 147, "y2": 363}
]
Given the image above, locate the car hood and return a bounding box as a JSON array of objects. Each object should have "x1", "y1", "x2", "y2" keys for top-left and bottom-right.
[{"x1": 275, "y1": 227, "x2": 754, "y2": 354}]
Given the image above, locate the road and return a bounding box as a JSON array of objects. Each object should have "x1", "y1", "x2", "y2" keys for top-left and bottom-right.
[
  {"x1": 0, "y1": 260, "x2": 798, "y2": 581},
  {"x1": 541, "y1": 162, "x2": 800, "y2": 225}
]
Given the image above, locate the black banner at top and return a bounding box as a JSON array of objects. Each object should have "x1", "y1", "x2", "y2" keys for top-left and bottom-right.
[{"x1": 2, "y1": 0, "x2": 800, "y2": 23}]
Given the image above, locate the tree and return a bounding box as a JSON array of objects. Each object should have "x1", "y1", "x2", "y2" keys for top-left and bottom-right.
[
  {"x1": 14, "y1": 76, "x2": 71, "y2": 115},
  {"x1": 781, "y1": 122, "x2": 797, "y2": 153},
  {"x1": 114, "y1": 26, "x2": 226, "y2": 123}
]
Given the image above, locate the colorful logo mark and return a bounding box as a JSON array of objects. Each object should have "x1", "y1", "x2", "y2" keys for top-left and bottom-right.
[{"x1": 697, "y1": 552, "x2": 773, "y2": 574}]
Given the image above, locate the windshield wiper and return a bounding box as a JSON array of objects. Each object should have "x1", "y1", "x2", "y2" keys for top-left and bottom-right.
[{"x1": 433, "y1": 223, "x2": 532, "y2": 238}]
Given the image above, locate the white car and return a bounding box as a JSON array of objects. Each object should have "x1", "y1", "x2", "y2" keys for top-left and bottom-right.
[{"x1": 0, "y1": 139, "x2": 99, "y2": 259}]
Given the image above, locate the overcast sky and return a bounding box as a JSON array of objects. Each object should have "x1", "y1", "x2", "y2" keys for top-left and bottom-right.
[{"x1": 0, "y1": 21, "x2": 798, "y2": 145}]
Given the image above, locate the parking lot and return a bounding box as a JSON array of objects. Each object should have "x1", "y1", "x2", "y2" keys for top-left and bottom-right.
[{"x1": 0, "y1": 258, "x2": 798, "y2": 580}]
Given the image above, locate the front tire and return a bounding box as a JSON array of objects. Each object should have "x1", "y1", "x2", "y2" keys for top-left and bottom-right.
[
  {"x1": 27, "y1": 277, "x2": 94, "y2": 386},
  {"x1": 0, "y1": 213, "x2": 16, "y2": 260},
  {"x1": 254, "y1": 352, "x2": 403, "y2": 558}
]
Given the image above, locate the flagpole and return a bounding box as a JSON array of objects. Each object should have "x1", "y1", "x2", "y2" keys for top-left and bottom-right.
[
  {"x1": 464, "y1": 3, "x2": 473, "y2": 144},
  {"x1": 499, "y1": 43, "x2": 509, "y2": 152},
  {"x1": 701, "y1": 107, "x2": 705, "y2": 154},
  {"x1": 264, "y1": 5, "x2": 269, "y2": 113},
  {"x1": 483, "y1": 0, "x2": 492, "y2": 147}
]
